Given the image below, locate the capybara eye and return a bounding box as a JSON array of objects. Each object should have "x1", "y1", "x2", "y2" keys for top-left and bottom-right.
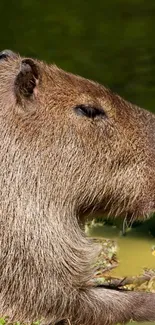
[
  {"x1": 74, "y1": 104, "x2": 106, "y2": 119},
  {"x1": 0, "y1": 49, "x2": 16, "y2": 61}
]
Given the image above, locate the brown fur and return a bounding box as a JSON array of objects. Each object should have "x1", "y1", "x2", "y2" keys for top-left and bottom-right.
[{"x1": 0, "y1": 51, "x2": 155, "y2": 325}]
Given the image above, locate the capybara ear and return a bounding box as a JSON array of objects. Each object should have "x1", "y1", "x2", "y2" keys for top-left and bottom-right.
[
  {"x1": 0, "y1": 49, "x2": 18, "y2": 61},
  {"x1": 15, "y1": 58, "x2": 39, "y2": 99}
]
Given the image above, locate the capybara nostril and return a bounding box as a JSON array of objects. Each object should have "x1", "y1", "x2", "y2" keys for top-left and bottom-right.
[{"x1": 0, "y1": 49, "x2": 17, "y2": 60}]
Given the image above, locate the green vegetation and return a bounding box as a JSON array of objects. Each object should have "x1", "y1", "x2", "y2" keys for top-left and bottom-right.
[{"x1": 0, "y1": 319, "x2": 40, "y2": 325}]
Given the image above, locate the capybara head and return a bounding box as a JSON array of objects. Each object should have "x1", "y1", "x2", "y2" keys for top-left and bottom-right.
[{"x1": 1, "y1": 50, "x2": 155, "y2": 222}]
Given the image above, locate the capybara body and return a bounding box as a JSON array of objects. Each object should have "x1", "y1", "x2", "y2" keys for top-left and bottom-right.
[{"x1": 0, "y1": 50, "x2": 155, "y2": 325}]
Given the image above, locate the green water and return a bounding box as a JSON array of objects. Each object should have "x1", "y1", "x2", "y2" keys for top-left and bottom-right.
[
  {"x1": 88, "y1": 223, "x2": 155, "y2": 276},
  {"x1": 87, "y1": 223, "x2": 155, "y2": 324}
]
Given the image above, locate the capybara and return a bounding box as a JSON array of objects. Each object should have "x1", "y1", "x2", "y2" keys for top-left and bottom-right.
[{"x1": 0, "y1": 50, "x2": 155, "y2": 325}]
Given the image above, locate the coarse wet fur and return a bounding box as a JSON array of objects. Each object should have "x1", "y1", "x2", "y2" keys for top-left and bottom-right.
[{"x1": 0, "y1": 50, "x2": 155, "y2": 325}]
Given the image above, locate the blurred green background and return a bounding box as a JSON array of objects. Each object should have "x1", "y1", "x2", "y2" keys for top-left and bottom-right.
[{"x1": 0, "y1": 0, "x2": 155, "y2": 112}]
